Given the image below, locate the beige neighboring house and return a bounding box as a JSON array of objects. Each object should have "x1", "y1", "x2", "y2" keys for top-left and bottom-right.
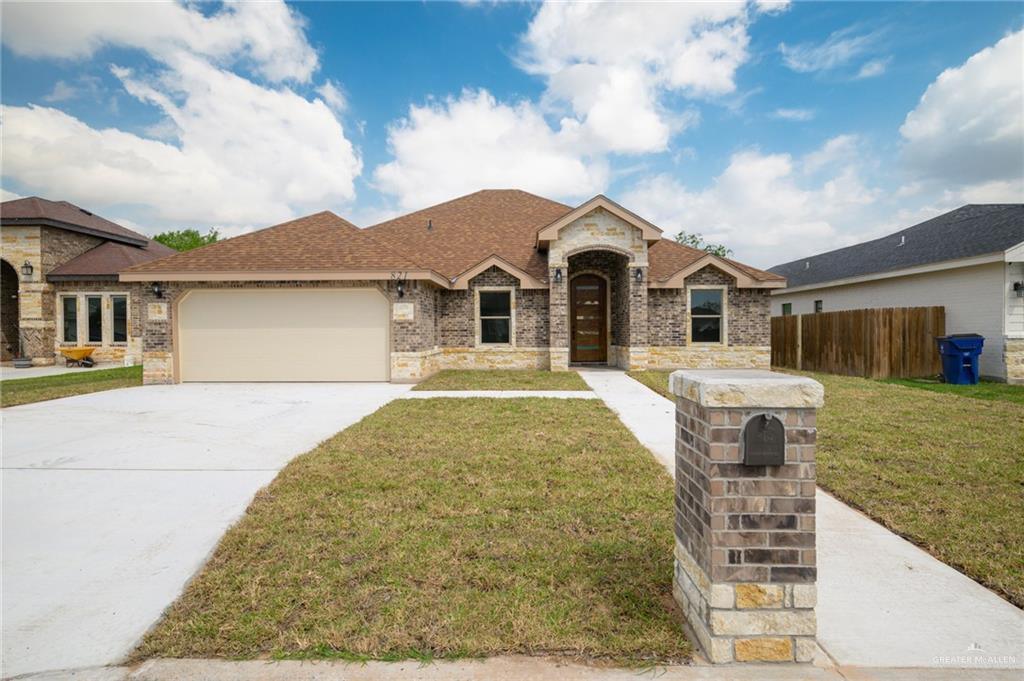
[
  {"x1": 119, "y1": 190, "x2": 785, "y2": 384},
  {"x1": 1, "y1": 197, "x2": 174, "y2": 365},
  {"x1": 769, "y1": 204, "x2": 1024, "y2": 383}
]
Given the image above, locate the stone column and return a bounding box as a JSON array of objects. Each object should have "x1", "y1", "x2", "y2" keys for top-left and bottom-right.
[
  {"x1": 625, "y1": 264, "x2": 648, "y2": 370},
  {"x1": 669, "y1": 369, "x2": 823, "y2": 664},
  {"x1": 548, "y1": 266, "x2": 568, "y2": 371}
]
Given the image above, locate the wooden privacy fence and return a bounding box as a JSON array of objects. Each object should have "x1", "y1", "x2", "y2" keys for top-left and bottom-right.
[{"x1": 771, "y1": 306, "x2": 946, "y2": 379}]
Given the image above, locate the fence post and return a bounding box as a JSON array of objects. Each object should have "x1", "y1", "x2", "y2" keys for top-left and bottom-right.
[{"x1": 795, "y1": 314, "x2": 803, "y2": 371}]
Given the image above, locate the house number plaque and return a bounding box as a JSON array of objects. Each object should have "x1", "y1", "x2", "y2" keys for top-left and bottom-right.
[{"x1": 741, "y1": 413, "x2": 785, "y2": 466}]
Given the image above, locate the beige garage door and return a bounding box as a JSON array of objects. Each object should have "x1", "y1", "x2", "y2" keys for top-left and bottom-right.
[{"x1": 178, "y1": 289, "x2": 389, "y2": 382}]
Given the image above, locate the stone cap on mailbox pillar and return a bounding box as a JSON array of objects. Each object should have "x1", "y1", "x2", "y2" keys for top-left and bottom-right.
[{"x1": 669, "y1": 369, "x2": 824, "y2": 409}]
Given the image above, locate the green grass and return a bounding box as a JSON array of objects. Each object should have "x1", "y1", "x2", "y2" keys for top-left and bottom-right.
[
  {"x1": 413, "y1": 369, "x2": 589, "y2": 391},
  {"x1": 133, "y1": 398, "x2": 689, "y2": 664},
  {"x1": 1, "y1": 365, "x2": 142, "y2": 408},
  {"x1": 628, "y1": 369, "x2": 1024, "y2": 607},
  {"x1": 882, "y1": 377, "x2": 1024, "y2": 405}
]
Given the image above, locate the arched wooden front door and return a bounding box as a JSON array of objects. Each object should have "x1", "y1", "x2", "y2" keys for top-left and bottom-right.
[{"x1": 570, "y1": 274, "x2": 607, "y2": 363}]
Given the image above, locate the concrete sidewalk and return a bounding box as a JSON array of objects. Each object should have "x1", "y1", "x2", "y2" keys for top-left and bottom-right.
[
  {"x1": 577, "y1": 368, "x2": 1024, "y2": 671},
  {"x1": 402, "y1": 390, "x2": 598, "y2": 399},
  {"x1": 21, "y1": 657, "x2": 1024, "y2": 681},
  {"x1": 0, "y1": 363, "x2": 122, "y2": 381}
]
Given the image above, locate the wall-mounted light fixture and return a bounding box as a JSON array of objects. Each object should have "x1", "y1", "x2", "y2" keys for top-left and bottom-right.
[
  {"x1": 151, "y1": 282, "x2": 164, "y2": 299},
  {"x1": 391, "y1": 271, "x2": 408, "y2": 298},
  {"x1": 1014, "y1": 281, "x2": 1024, "y2": 298},
  {"x1": 20, "y1": 260, "x2": 33, "y2": 280},
  {"x1": 634, "y1": 268, "x2": 643, "y2": 283},
  {"x1": 553, "y1": 268, "x2": 562, "y2": 284}
]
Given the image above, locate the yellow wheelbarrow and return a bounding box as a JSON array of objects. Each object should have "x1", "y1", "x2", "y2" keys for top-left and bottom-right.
[{"x1": 59, "y1": 347, "x2": 97, "y2": 367}]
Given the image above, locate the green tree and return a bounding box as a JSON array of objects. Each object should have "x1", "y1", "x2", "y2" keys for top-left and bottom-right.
[
  {"x1": 153, "y1": 228, "x2": 219, "y2": 251},
  {"x1": 673, "y1": 231, "x2": 732, "y2": 258}
]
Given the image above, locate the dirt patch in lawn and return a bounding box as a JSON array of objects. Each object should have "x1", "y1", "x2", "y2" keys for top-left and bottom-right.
[
  {"x1": 1, "y1": 365, "x2": 142, "y2": 407},
  {"x1": 412, "y1": 370, "x2": 589, "y2": 391},
  {"x1": 133, "y1": 398, "x2": 689, "y2": 664},
  {"x1": 628, "y1": 369, "x2": 1024, "y2": 607}
]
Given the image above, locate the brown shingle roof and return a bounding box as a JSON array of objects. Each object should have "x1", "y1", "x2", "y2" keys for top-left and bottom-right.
[
  {"x1": 121, "y1": 189, "x2": 781, "y2": 286},
  {"x1": 1, "y1": 197, "x2": 149, "y2": 246},
  {"x1": 122, "y1": 211, "x2": 419, "y2": 275},
  {"x1": 366, "y1": 190, "x2": 573, "y2": 280},
  {"x1": 48, "y1": 240, "x2": 176, "y2": 280}
]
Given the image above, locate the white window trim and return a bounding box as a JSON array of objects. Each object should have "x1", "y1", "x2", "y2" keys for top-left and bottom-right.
[
  {"x1": 474, "y1": 286, "x2": 516, "y2": 347},
  {"x1": 687, "y1": 284, "x2": 728, "y2": 347},
  {"x1": 57, "y1": 292, "x2": 131, "y2": 346}
]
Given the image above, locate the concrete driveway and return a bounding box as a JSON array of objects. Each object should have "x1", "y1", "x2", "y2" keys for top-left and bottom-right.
[{"x1": 1, "y1": 382, "x2": 410, "y2": 679}]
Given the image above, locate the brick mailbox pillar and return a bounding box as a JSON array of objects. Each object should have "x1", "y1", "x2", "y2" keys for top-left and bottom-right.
[{"x1": 669, "y1": 369, "x2": 824, "y2": 664}]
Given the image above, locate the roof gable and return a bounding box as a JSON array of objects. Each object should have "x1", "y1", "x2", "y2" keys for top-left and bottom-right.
[
  {"x1": 536, "y1": 194, "x2": 662, "y2": 247},
  {"x1": 1, "y1": 196, "x2": 149, "y2": 247}
]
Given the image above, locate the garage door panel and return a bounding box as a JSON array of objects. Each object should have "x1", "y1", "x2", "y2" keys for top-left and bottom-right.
[{"x1": 178, "y1": 289, "x2": 388, "y2": 382}]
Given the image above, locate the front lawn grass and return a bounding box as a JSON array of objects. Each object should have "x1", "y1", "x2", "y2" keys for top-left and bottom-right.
[
  {"x1": 627, "y1": 369, "x2": 1024, "y2": 607},
  {"x1": 1, "y1": 365, "x2": 142, "y2": 408},
  {"x1": 412, "y1": 369, "x2": 589, "y2": 391},
  {"x1": 882, "y1": 377, "x2": 1024, "y2": 405},
  {"x1": 133, "y1": 398, "x2": 689, "y2": 664}
]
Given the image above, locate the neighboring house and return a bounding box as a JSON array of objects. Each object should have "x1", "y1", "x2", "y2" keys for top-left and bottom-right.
[
  {"x1": 1, "y1": 197, "x2": 175, "y2": 365},
  {"x1": 120, "y1": 190, "x2": 784, "y2": 384},
  {"x1": 769, "y1": 204, "x2": 1024, "y2": 383}
]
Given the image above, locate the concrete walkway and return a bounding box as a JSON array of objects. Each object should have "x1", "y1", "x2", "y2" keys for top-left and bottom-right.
[
  {"x1": 402, "y1": 390, "x2": 598, "y2": 399},
  {"x1": 1, "y1": 383, "x2": 411, "y2": 679},
  {"x1": 577, "y1": 368, "x2": 1024, "y2": 671},
  {"x1": 0, "y1": 363, "x2": 122, "y2": 381}
]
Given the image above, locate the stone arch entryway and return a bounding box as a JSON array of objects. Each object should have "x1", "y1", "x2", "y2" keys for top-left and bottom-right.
[
  {"x1": 1, "y1": 259, "x2": 20, "y2": 361},
  {"x1": 566, "y1": 249, "x2": 635, "y2": 366}
]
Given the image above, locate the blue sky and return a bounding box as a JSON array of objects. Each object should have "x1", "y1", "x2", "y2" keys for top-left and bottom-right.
[{"x1": 1, "y1": 1, "x2": 1021, "y2": 267}]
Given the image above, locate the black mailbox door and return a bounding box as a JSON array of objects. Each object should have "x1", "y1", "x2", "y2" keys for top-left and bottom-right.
[{"x1": 742, "y1": 414, "x2": 786, "y2": 466}]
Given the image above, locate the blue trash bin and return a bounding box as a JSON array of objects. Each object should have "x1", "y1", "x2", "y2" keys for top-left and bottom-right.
[{"x1": 935, "y1": 334, "x2": 984, "y2": 384}]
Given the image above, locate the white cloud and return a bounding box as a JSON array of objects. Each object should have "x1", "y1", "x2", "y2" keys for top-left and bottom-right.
[
  {"x1": 622, "y1": 139, "x2": 879, "y2": 267},
  {"x1": 1, "y1": 188, "x2": 23, "y2": 202},
  {"x1": 803, "y1": 134, "x2": 859, "y2": 173},
  {"x1": 900, "y1": 30, "x2": 1023, "y2": 192},
  {"x1": 773, "y1": 107, "x2": 815, "y2": 121},
  {"x1": 0, "y1": 1, "x2": 362, "y2": 231},
  {"x1": 373, "y1": 89, "x2": 607, "y2": 211},
  {"x1": 42, "y1": 81, "x2": 78, "y2": 103},
  {"x1": 780, "y1": 26, "x2": 881, "y2": 74},
  {"x1": 518, "y1": 2, "x2": 753, "y2": 154},
  {"x1": 316, "y1": 80, "x2": 348, "y2": 113},
  {"x1": 856, "y1": 57, "x2": 890, "y2": 79},
  {"x1": 1, "y1": 1, "x2": 317, "y2": 83}
]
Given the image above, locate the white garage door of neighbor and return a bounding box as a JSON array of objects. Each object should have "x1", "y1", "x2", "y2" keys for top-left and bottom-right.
[{"x1": 178, "y1": 289, "x2": 389, "y2": 382}]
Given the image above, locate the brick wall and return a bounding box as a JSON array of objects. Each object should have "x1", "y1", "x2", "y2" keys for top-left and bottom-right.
[
  {"x1": 51, "y1": 280, "x2": 145, "y2": 364},
  {"x1": 683, "y1": 266, "x2": 771, "y2": 346},
  {"x1": 438, "y1": 267, "x2": 549, "y2": 348},
  {"x1": 390, "y1": 280, "x2": 438, "y2": 352},
  {"x1": 648, "y1": 288, "x2": 686, "y2": 345}
]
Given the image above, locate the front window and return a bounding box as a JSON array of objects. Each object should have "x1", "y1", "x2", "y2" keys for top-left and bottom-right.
[
  {"x1": 112, "y1": 296, "x2": 128, "y2": 342},
  {"x1": 690, "y1": 288, "x2": 724, "y2": 344},
  {"x1": 62, "y1": 296, "x2": 78, "y2": 342},
  {"x1": 87, "y1": 296, "x2": 102, "y2": 343},
  {"x1": 478, "y1": 290, "x2": 511, "y2": 344}
]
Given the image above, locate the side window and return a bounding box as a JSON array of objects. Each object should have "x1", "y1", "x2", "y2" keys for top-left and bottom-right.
[
  {"x1": 690, "y1": 288, "x2": 724, "y2": 344},
  {"x1": 478, "y1": 290, "x2": 512, "y2": 344},
  {"x1": 814, "y1": 300, "x2": 823, "y2": 313},
  {"x1": 112, "y1": 296, "x2": 128, "y2": 342},
  {"x1": 87, "y1": 295, "x2": 103, "y2": 343},
  {"x1": 781, "y1": 303, "x2": 792, "y2": 316},
  {"x1": 61, "y1": 296, "x2": 78, "y2": 343}
]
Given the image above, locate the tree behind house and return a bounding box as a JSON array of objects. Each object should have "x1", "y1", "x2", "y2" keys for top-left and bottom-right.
[
  {"x1": 154, "y1": 228, "x2": 219, "y2": 251},
  {"x1": 674, "y1": 231, "x2": 732, "y2": 258}
]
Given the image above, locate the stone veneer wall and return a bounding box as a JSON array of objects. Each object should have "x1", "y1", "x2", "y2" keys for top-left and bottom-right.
[
  {"x1": 1004, "y1": 338, "x2": 1024, "y2": 384},
  {"x1": 671, "y1": 370, "x2": 822, "y2": 664},
  {"x1": 51, "y1": 280, "x2": 145, "y2": 365},
  {"x1": 1, "y1": 225, "x2": 103, "y2": 363},
  {"x1": 547, "y1": 207, "x2": 648, "y2": 267}
]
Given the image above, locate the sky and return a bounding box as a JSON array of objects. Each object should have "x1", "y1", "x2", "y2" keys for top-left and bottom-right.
[{"x1": 1, "y1": 1, "x2": 1022, "y2": 268}]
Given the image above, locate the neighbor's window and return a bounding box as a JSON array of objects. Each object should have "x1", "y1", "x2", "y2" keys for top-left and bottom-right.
[
  {"x1": 479, "y1": 290, "x2": 511, "y2": 344},
  {"x1": 690, "y1": 288, "x2": 723, "y2": 344},
  {"x1": 87, "y1": 295, "x2": 103, "y2": 343},
  {"x1": 61, "y1": 296, "x2": 78, "y2": 343},
  {"x1": 112, "y1": 295, "x2": 128, "y2": 343},
  {"x1": 782, "y1": 303, "x2": 792, "y2": 316},
  {"x1": 814, "y1": 300, "x2": 823, "y2": 313}
]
